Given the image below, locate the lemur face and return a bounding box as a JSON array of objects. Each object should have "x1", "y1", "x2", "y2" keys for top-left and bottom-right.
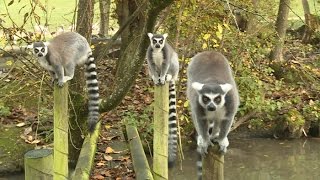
[
  {"x1": 192, "y1": 82, "x2": 232, "y2": 111},
  {"x1": 147, "y1": 33, "x2": 168, "y2": 50},
  {"x1": 33, "y1": 42, "x2": 48, "y2": 57}
]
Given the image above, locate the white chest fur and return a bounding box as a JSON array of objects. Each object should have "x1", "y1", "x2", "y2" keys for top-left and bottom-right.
[
  {"x1": 38, "y1": 57, "x2": 53, "y2": 71},
  {"x1": 206, "y1": 107, "x2": 226, "y2": 122},
  {"x1": 152, "y1": 51, "x2": 164, "y2": 67}
]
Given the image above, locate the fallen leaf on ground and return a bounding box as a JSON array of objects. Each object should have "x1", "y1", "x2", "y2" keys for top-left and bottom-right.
[
  {"x1": 16, "y1": 122, "x2": 26, "y2": 127},
  {"x1": 92, "y1": 174, "x2": 105, "y2": 180},
  {"x1": 24, "y1": 127, "x2": 32, "y2": 135},
  {"x1": 31, "y1": 139, "x2": 40, "y2": 144},
  {"x1": 106, "y1": 135, "x2": 119, "y2": 141},
  {"x1": 101, "y1": 170, "x2": 112, "y2": 177},
  {"x1": 96, "y1": 162, "x2": 105, "y2": 166},
  {"x1": 105, "y1": 147, "x2": 115, "y2": 153},
  {"x1": 104, "y1": 155, "x2": 113, "y2": 161}
]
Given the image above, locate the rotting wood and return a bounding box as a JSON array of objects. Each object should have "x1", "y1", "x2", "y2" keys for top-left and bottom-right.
[
  {"x1": 72, "y1": 121, "x2": 101, "y2": 180},
  {"x1": 126, "y1": 125, "x2": 153, "y2": 180}
]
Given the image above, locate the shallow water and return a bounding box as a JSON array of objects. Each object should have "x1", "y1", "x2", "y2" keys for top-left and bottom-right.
[
  {"x1": 1, "y1": 138, "x2": 320, "y2": 180},
  {"x1": 169, "y1": 138, "x2": 320, "y2": 180}
]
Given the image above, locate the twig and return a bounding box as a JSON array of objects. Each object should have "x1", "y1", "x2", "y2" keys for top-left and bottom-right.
[
  {"x1": 284, "y1": 1, "x2": 305, "y2": 23},
  {"x1": 219, "y1": 0, "x2": 272, "y2": 23},
  {"x1": 225, "y1": 0, "x2": 240, "y2": 31},
  {"x1": 231, "y1": 110, "x2": 259, "y2": 131},
  {"x1": 35, "y1": 72, "x2": 45, "y2": 141}
]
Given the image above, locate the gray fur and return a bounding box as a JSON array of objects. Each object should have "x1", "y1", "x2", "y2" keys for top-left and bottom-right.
[
  {"x1": 32, "y1": 32, "x2": 90, "y2": 86},
  {"x1": 146, "y1": 33, "x2": 179, "y2": 166},
  {"x1": 31, "y1": 32, "x2": 100, "y2": 133},
  {"x1": 146, "y1": 33, "x2": 179, "y2": 85},
  {"x1": 187, "y1": 51, "x2": 239, "y2": 180}
]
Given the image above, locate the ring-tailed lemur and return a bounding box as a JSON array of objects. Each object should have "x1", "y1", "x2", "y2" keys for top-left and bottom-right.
[
  {"x1": 29, "y1": 32, "x2": 100, "y2": 133},
  {"x1": 186, "y1": 51, "x2": 239, "y2": 180},
  {"x1": 146, "y1": 33, "x2": 179, "y2": 166}
]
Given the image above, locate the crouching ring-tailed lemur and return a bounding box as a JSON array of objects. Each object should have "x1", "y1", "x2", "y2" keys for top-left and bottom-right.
[
  {"x1": 186, "y1": 51, "x2": 239, "y2": 180},
  {"x1": 28, "y1": 32, "x2": 100, "y2": 133},
  {"x1": 146, "y1": 33, "x2": 179, "y2": 167}
]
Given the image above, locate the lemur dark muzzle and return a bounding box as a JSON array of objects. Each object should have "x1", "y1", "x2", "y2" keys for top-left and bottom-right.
[
  {"x1": 207, "y1": 104, "x2": 216, "y2": 111},
  {"x1": 155, "y1": 44, "x2": 160, "y2": 48},
  {"x1": 38, "y1": 53, "x2": 43, "y2": 57}
]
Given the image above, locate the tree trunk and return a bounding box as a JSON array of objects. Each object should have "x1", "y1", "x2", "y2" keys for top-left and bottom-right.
[
  {"x1": 68, "y1": 0, "x2": 95, "y2": 168},
  {"x1": 99, "y1": 0, "x2": 174, "y2": 112},
  {"x1": 247, "y1": 0, "x2": 259, "y2": 34},
  {"x1": 301, "y1": 0, "x2": 312, "y2": 43},
  {"x1": 269, "y1": 0, "x2": 291, "y2": 62},
  {"x1": 99, "y1": 0, "x2": 111, "y2": 36}
]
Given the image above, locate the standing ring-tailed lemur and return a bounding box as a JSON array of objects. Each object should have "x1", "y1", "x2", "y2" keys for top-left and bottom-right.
[
  {"x1": 146, "y1": 33, "x2": 179, "y2": 166},
  {"x1": 186, "y1": 51, "x2": 239, "y2": 180},
  {"x1": 29, "y1": 32, "x2": 100, "y2": 133}
]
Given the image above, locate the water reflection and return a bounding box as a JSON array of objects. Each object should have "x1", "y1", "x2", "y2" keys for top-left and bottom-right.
[{"x1": 169, "y1": 138, "x2": 320, "y2": 180}]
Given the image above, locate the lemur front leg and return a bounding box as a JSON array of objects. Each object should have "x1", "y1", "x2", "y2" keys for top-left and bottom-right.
[
  {"x1": 213, "y1": 117, "x2": 233, "y2": 154},
  {"x1": 193, "y1": 109, "x2": 212, "y2": 155},
  {"x1": 148, "y1": 59, "x2": 160, "y2": 85},
  {"x1": 49, "y1": 71, "x2": 57, "y2": 85},
  {"x1": 53, "y1": 65, "x2": 65, "y2": 87},
  {"x1": 159, "y1": 59, "x2": 170, "y2": 85}
]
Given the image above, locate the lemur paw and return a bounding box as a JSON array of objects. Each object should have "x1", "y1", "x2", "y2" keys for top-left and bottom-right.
[
  {"x1": 63, "y1": 76, "x2": 73, "y2": 82},
  {"x1": 57, "y1": 81, "x2": 64, "y2": 87},
  {"x1": 165, "y1": 74, "x2": 172, "y2": 82},
  {"x1": 151, "y1": 75, "x2": 160, "y2": 85},
  {"x1": 215, "y1": 137, "x2": 229, "y2": 154},
  {"x1": 159, "y1": 76, "x2": 166, "y2": 85},
  {"x1": 197, "y1": 136, "x2": 212, "y2": 155}
]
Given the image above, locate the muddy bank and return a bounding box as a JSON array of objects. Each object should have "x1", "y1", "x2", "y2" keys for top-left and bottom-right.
[{"x1": 0, "y1": 125, "x2": 33, "y2": 175}]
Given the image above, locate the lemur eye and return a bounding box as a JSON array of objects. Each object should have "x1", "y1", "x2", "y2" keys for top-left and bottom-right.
[
  {"x1": 159, "y1": 40, "x2": 163, "y2": 44},
  {"x1": 202, "y1": 96, "x2": 210, "y2": 104},
  {"x1": 34, "y1": 49, "x2": 39, "y2": 53},
  {"x1": 153, "y1": 40, "x2": 157, "y2": 44},
  {"x1": 41, "y1": 48, "x2": 45, "y2": 52},
  {"x1": 214, "y1": 96, "x2": 221, "y2": 104}
]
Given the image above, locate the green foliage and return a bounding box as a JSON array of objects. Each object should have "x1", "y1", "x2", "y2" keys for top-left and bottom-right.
[
  {"x1": 0, "y1": 102, "x2": 11, "y2": 117},
  {"x1": 285, "y1": 109, "x2": 305, "y2": 127},
  {"x1": 302, "y1": 100, "x2": 320, "y2": 122},
  {"x1": 162, "y1": 0, "x2": 320, "y2": 137},
  {"x1": 122, "y1": 105, "x2": 154, "y2": 141}
]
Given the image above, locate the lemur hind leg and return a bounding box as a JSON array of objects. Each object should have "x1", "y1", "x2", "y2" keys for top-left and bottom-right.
[{"x1": 63, "y1": 63, "x2": 76, "y2": 82}]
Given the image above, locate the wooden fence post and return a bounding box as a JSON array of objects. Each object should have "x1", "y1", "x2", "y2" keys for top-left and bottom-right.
[
  {"x1": 53, "y1": 84, "x2": 69, "y2": 180},
  {"x1": 24, "y1": 149, "x2": 53, "y2": 180},
  {"x1": 153, "y1": 84, "x2": 169, "y2": 180},
  {"x1": 202, "y1": 146, "x2": 224, "y2": 180}
]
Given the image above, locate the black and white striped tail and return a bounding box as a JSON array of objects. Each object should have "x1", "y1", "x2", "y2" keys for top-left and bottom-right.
[
  {"x1": 197, "y1": 146, "x2": 203, "y2": 180},
  {"x1": 85, "y1": 53, "x2": 100, "y2": 133},
  {"x1": 168, "y1": 80, "x2": 178, "y2": 167}
]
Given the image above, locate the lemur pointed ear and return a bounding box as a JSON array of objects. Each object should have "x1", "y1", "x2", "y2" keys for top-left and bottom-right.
[
  {"x1": 26, "y1": 44, "x2": 33, "y2": 49},
  {"x1": 220, "y1": 83, "x2": 233, "y2": 93},
  {"x1": 43, "y1": 41, "x2": 50, "y2": 46},
  {"x1": 192, "y1": 82, "x2": 204, "y2": 91},
  {"x1": 163, "y1": 33, "x2": 168, "y2": 39},
  {"x1": 147, "y1": 33, "x2": 153, "y2": 38}
]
